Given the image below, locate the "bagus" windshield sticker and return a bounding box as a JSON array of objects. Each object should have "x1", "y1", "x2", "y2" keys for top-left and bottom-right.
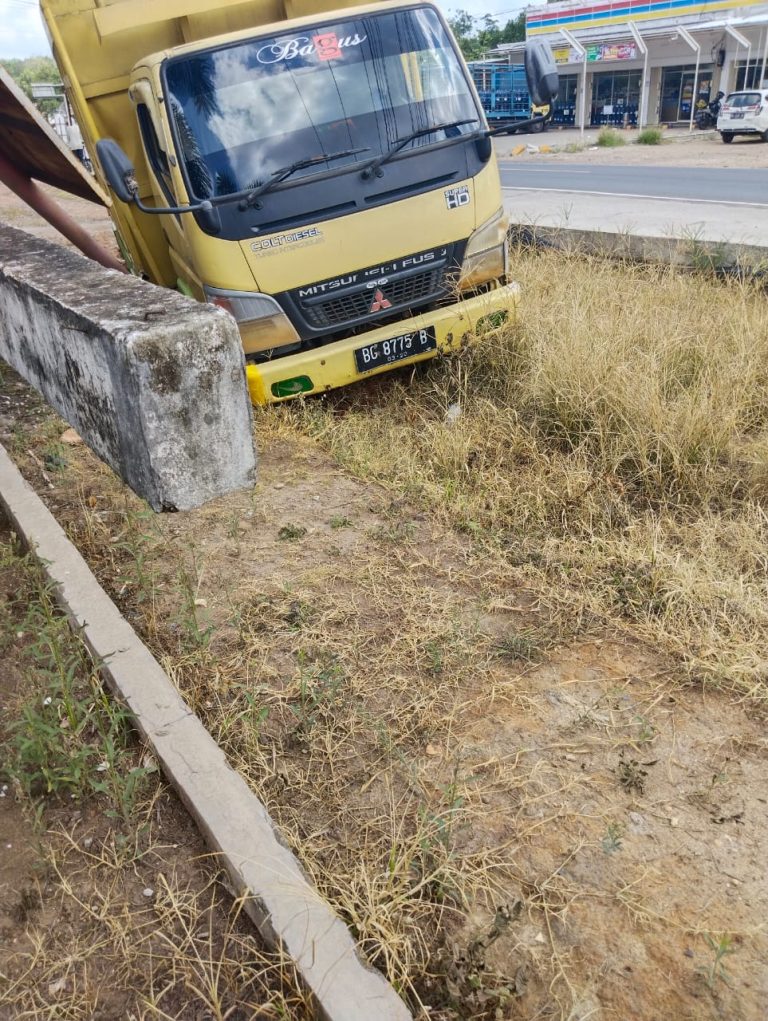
[{"x1": 256, "y1": 32, "x2": 366, "y2": 64}]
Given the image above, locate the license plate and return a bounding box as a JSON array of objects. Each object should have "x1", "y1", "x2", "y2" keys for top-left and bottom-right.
[
  {"x1": 354, "y1": 326, "x2": 437, "y2": 374},
  {"x1": 731, "y1": 112, "x2": 745, "y2": 119}
]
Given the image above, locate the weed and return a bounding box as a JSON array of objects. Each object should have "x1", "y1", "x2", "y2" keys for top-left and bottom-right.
[
  {"x1": 280, "y1": 250, "x2": 768, "y2": 697},
  {"x1": 424, "y1": 758, "x2": 466, "y2": 853},
  {"x1": 330, "y1": 515, "x2": 353, "y2": 529},
  {"x1": 213, "y1": 687, "x2": 271, "y2": 765},
  {"x1": 42, "y1": 444, "x2": 68, "y2": 472},
  {"x1": 444, "y1": 903, "x2": 522, "y2": 1012},
  {"x1": 8, "y1": 247, "x2": 768, "y2": 1020},
  {"x1": 633, "y1": 715, "x2": 656, "y2": 745},
  {"x1": 637, "y1": 127, "x2": 663, "y2": 145},
  {"x1": 288, "y1": 655, "x2": 346, "y2": 735},
  {"x1": 0, "y1": 534, "x2": 310, "y2": 1018},
  {"x1": 372, "y1": 519, "x2": 416, "y2": 543},
  {"x1": 3, "y1": 554, "x2": 147, "y2": 822},
  {"x1": 616, "y1": 752, "x2": 649, "y2": 795},
  {"x1": 175, "y1": 556, "x2": 214, "y2": 651},
  {"x1": 403, "y1": 763, "x2": 478, "y2": 909},
  {"x1": 112, "y1": 506, "x2": 157, "y2": 603},
  {"x1": 278, "y1": 523, "x2": 308, "y2": 540},
  {"x1": 601, "y1": 821, "x2": 624, "y2": 854},
  {"x1": 423, "y1": 639, "x2": 445, "y2": 674},
  {"x1": 696, "y1": 933, "x2": 737, "y2": 989},
  {"x1": 284, "y1": 598, "x2": 314, "y2": 629},
  {"x1": 493, "y1": 631, "x2": 545, "y2": 663},
  {"x1": 681, "y1": 228, "x2": 730, "y2": 274},
  {"x1": 597, "y1": 127, "x2": 626, "y2": 147}
]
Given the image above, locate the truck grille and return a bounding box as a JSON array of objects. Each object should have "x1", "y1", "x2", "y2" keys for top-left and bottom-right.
[{"x1": 300, "y1": 266, "x2": 445, "y2": 329}]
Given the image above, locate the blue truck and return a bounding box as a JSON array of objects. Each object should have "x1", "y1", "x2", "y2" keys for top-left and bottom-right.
[{"x1": 468, "y1": 61, "x2": 547, "y2": 133}]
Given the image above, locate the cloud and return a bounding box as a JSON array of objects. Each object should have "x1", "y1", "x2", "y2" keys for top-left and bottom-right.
[{"x1": 0, "y1": 2, "x2": 52, "y2": 59}]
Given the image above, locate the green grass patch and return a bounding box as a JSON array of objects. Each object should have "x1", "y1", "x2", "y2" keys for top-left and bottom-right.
[
  {"x1": 637, "y1": 127, "x2": 663, "y2": 145},
  {"x1": 597, "y1": 127, "x2": 626, "y2": 147}
]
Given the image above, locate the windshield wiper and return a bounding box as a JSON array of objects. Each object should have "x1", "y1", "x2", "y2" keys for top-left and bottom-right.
[
  {"x1": 360, "y1": 119, "x2": 479, "y2": 180},
  {"x1": 239, "y1": 147, "x2": 371, "y2": 209}
]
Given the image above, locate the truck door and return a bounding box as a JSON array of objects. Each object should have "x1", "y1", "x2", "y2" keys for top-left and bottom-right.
[{"x1": 131, "y1": 80, "x2": 199, "y2": 297}]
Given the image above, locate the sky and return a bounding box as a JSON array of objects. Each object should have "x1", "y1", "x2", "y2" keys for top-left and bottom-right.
[
  {"x1": 1, "y1": 0, "x2": 50, "y2": 59},
  {"x1": 0, "y1": 0, "x2": 534, "y2": 60}
]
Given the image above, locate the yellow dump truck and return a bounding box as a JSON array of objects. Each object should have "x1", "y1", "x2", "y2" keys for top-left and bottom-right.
[{"x1": 41, "y1": 0, "x2": 556, "y2": 403}]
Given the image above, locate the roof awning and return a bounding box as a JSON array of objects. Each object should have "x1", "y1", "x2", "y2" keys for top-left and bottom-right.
[{"x1": 0, "y1": 65, "x2": 107, "y2": 205}]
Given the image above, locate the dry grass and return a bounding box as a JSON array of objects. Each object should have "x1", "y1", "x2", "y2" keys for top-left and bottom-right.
[
  {"x1": 0, "y1": 531, "x2": 311, "y2": 1020},
  {"x1": 273, "y1": 249, "x2": 768, "y2": 699},
  {"x1": 2, "y1": 835, "x2": 310, "y2": 1020}
]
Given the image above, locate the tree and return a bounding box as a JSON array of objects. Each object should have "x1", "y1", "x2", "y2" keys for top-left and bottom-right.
[
  {"x1": 1, "y1": 56, "x2": 63, "y2": 116},
  {"x1": 448, "y1": 9, "x2": 485, "y2": 59},
  {"x1": 448, "y1": 9, "x2": 527, "y2": 61}
]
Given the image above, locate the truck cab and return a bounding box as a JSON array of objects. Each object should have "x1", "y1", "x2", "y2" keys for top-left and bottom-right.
[{"x1": 42, "y1": 0, "x2": 556, "y2": 403}]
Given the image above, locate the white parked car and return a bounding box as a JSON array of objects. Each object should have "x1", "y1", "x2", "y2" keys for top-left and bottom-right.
[{"x1": 717, "y1": 89, "x2": 768, "y2": 143}]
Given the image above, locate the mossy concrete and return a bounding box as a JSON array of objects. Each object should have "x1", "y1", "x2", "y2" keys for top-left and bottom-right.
[{"x1": 0, "y1": 223, "x2": 256, "y2": 510}]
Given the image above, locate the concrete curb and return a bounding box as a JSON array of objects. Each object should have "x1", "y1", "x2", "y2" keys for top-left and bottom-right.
[
  {"x1": 508, "y1": 222, "x2": 768, "y2": 272},
  {"x1": 0, "y1": 441, "x2": 411, "y2": 1021}
]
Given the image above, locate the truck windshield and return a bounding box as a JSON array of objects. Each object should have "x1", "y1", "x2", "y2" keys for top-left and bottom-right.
[{"x1": 164, "y1": 6, "x2": 479, "y2": 199}]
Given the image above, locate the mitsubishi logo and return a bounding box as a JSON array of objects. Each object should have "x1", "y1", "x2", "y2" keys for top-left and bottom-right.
[{"x1": 369, "y1": 288, "x2": 392, "y2": 313}]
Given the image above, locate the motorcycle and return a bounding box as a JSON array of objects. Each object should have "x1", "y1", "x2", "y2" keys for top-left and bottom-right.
[{"x1": 695, "y1": 92, "x2": 724, "y2": 130}]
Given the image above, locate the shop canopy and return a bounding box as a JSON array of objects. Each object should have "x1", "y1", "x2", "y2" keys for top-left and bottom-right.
[{"x1": 490, "y1": 15, "x2": 760, "y2": 57}]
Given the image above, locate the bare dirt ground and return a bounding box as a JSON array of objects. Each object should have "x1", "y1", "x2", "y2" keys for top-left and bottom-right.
[
  {"x1": 495, "y1": 127, "x2": 768, "y2": 167},
  {"x1": 0, "y1": 184, "x2": 116, "y2": 251},
  {"x1": 2, "y1": 186, "x2": 768, "y2": 1020}
]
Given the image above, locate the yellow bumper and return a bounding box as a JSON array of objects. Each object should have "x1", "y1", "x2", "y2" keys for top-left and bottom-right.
[{"x1": 246, "y1": 282, "x2": 520, "y2": 404}]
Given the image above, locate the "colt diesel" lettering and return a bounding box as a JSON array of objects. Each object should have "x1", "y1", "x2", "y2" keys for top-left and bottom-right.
[{"x1": 251, "y1": 227, "x2": 322, "y2": 252}]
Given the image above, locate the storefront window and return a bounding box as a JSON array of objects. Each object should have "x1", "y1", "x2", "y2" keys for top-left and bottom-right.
[
  {"x1": 552, "y1": 74, "x2": 578, "y2": 125},
  {"x1": 590, "y1": 70, "x2": 641, "y2": 126},
  {"x1": 736, "y1": 62, "x2": 765, "y2": 89},
  {"x1": 660, "y1": 65, "x2": 713, "y2": 122}
]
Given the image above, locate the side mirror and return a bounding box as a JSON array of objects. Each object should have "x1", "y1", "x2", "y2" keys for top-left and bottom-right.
[
  {"x1": 524, "y1": 40, "x2": 559, "y2": 107},
  {"x1": 475, "y1": 134, "x2": 493, "y2": 163},
  {"x1": 96, "y1": 138, "x2": 137, "y2": 203},
  {"x1": 95, "y1": 137, "x2": 221, "y2": 233}
]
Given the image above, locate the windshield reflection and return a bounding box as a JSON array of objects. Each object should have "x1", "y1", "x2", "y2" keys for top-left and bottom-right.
[{"x1": 165, "y1": 7, "x2": 478, "y2": 199}]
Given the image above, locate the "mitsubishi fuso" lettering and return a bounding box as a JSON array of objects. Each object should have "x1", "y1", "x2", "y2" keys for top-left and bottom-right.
[{"x1": 298, "y1": 251, "x2": 439, "y2": 298}]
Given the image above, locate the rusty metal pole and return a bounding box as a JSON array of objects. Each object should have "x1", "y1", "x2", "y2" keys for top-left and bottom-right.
[{"x1": 0, "y1": 152, "x2": 125, "y2": 273}]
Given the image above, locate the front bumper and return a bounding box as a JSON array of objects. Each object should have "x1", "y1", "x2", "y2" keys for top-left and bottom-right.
[{"x1": 246, "y1": 282, "x2": 520, "y2": 404}]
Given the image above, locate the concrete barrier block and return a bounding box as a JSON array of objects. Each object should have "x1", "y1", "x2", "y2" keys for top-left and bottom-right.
[{"x1": 0, "y1": 223, "x2": 256, "y2": 510}]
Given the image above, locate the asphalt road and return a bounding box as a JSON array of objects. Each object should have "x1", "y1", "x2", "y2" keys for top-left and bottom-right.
[{"x1": 499, "y1": 163, "x2": 768, "y2": 207}]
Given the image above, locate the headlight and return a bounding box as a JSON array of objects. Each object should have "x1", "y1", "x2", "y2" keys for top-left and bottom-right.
[
  {"x1": 204, "y1": 287, "x2": 300, "y2": 355},
  {"x1": 458, "y1": 207, "x2": 509, "y2": 290}
]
